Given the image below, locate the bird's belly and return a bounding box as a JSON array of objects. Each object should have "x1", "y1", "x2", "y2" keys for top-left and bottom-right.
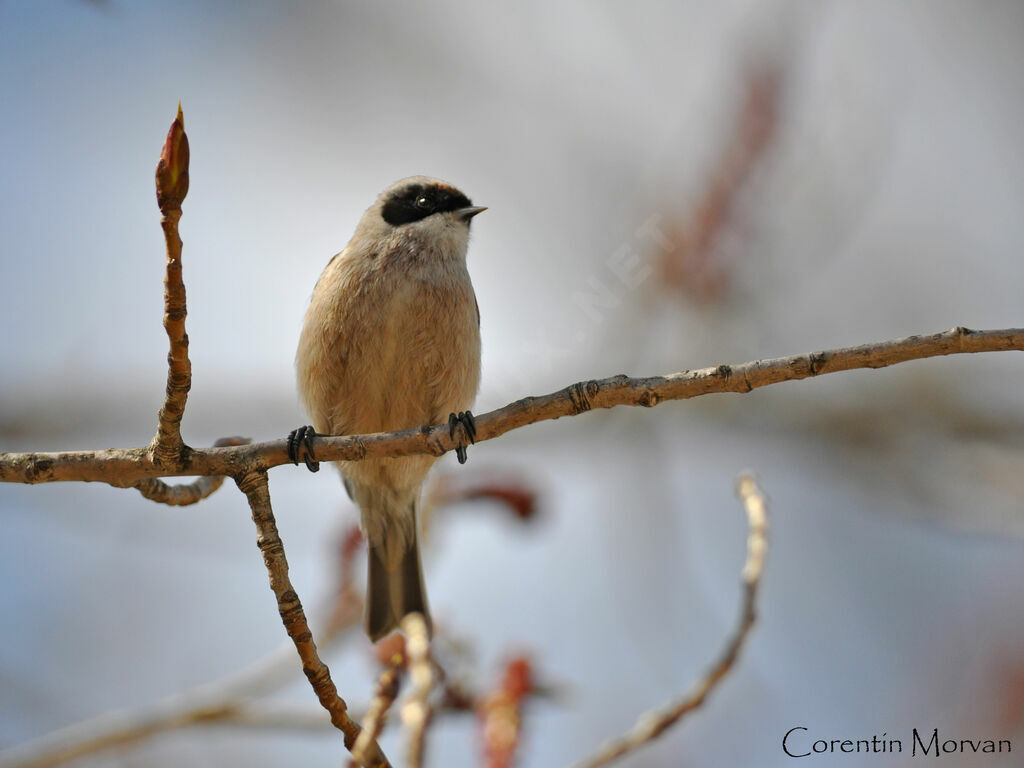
[
  {"x1": 360, "y1": 278, "x2": 479, "y2": 429},
  {"x1": 331, "y1": 274, "x2": 480, "y2": 491}
]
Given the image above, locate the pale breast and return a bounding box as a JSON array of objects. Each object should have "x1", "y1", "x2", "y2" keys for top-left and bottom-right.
[{"x1": 296, "y1": 248, "x2": 481, "y2": 440}]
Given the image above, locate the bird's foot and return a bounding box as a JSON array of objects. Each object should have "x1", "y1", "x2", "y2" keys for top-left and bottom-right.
[
  {"x1": 448, "y1": 410, "x2": 476, "y2": 465},
  {"x1": 287, "y1": 425, "x2": 320, "y2": 472}
]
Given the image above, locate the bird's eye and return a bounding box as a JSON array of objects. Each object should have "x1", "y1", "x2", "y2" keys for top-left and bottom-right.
[{"x1": 415, "y1": 196, "x2": 431, "y2": 209}]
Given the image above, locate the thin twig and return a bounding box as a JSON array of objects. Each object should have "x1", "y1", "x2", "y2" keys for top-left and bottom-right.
[
  {"x1": 401, "y1": 613, "x2": 435, "y2": 768},
  {"x1": 351, "y1": 659, "x2": 404, "y2": 765},
  {"x1": 150, "y1": 104, "x2": 192, "y2": 467},
  {"x1": 132, "y1": 475, "x2": 224, "y2": 505},
  {"x1": 235, "y1": 469, "x2": 390, "y2": 768},
  {"x1": 569, "y1": 473, "x2": 770, "y2": 768},
  {"x1": 2, "y1": 326, "x2": 1021, "y2": 486}
]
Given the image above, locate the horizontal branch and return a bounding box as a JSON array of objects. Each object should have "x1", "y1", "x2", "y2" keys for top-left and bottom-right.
[{"x1": 1, "y1": 326, "x2": 1021, "y2": 487}]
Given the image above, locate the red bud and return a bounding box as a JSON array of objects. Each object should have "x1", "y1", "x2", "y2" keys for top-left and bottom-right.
[{"x1": 155, "y1": 102, "x2": 190, "y2": 211}]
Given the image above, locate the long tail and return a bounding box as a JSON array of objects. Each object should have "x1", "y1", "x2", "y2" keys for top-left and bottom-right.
[{"x1": 365, "y1": 509, "x2": 432, "y2": 642}]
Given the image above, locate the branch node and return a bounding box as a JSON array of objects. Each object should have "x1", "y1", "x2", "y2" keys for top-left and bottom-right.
[
  {"x1": 808, "y1": 351, "x2": 827, "y2": 375},
  {"x1": 637, "y1": 389, "x2": 660, "y2": 407},
  {"x1": 568, "y1": 381, "x2": 594, "y2": 414}
]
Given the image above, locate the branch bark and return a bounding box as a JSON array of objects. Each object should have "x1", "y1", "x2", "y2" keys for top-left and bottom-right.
[
  {"x1": 2, "y1": 326, "x2": 1021, "y2": 486},
  {"x1": 235, "y1": 469, "x2": 390, "y2": 768}
]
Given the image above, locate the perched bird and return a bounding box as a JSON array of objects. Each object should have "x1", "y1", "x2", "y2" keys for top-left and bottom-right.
[{"x1": 290, "y1": 177, "x2": 484, "y2": 641}]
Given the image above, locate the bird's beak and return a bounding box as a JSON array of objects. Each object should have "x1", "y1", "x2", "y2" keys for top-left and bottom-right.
[{"x1": 455, "y1": 206, "x2": 487, "y2": 221}]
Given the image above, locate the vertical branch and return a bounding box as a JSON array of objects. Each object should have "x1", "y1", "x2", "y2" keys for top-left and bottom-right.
[
  {"x1": 234, "y1": 470, "x2": 391, "y2": 768},
  {"x1": 151, "y1": 104, "x2": 192, "y2": 466}
]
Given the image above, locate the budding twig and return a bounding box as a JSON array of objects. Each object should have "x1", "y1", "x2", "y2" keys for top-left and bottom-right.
[{"x1": 151, "y1": 103, "x2": 193, "y2": 468}]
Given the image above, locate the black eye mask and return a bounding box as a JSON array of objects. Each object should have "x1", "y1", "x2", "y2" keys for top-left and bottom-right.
[{"x1": 381, "y1": 183, "x2": 473, "y2": 226}]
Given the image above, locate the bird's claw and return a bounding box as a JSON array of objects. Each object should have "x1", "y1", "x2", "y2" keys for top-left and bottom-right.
[
  {"x1": 287, "y1": 425, "x2": 320, "y2": 472},
  {"x1": 448, "y1": 410, "x2": 476, "y2": 465}
]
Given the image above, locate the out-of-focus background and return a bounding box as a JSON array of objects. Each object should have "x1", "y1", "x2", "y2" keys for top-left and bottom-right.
[{"x1": 2, "y1": 1, "x2": 1024, "y2": 766}]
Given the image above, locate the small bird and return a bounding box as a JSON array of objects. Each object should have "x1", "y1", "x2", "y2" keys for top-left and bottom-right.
[{"x1": 289, "y1": 177, "x2": 484, "y2": 642}]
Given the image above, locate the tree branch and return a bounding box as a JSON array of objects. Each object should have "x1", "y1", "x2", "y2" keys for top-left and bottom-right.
[
  {"x1": 2, "y1": 326, "x2": 1021, "y2": 486},
  {"x1": 569, "y1": 473, "x2": 769, "y2": 768},
  {"x1": 235, "y1": 470, "x2": 390, "y2": 768}
]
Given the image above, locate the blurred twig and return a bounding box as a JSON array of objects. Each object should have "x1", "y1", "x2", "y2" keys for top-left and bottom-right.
[
  {"x1": 352, "y1": 655, "x2": 404, "y2": 766},
  {"x1": 655, "y1": 63, "x2": 781, "y2": 302},
  {"x1": 478, "y1": 657, "x2": 533, "y2": 768},
  {"x1": 569, "y1": 473, "x2": 769, "y2": 768},
  {"x1": 401, "y1": 614, "x2": 436, "y2": 768}
]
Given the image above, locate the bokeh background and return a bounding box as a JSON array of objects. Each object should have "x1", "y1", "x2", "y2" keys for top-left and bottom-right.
[{"x1": 3, "y1": 1, "x2": 1024, "y2": 766}]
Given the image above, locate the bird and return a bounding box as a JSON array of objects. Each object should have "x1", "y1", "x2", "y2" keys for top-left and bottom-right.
[{"x1": 289, "y1": 176, "x2": 484, "y2": 642}]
